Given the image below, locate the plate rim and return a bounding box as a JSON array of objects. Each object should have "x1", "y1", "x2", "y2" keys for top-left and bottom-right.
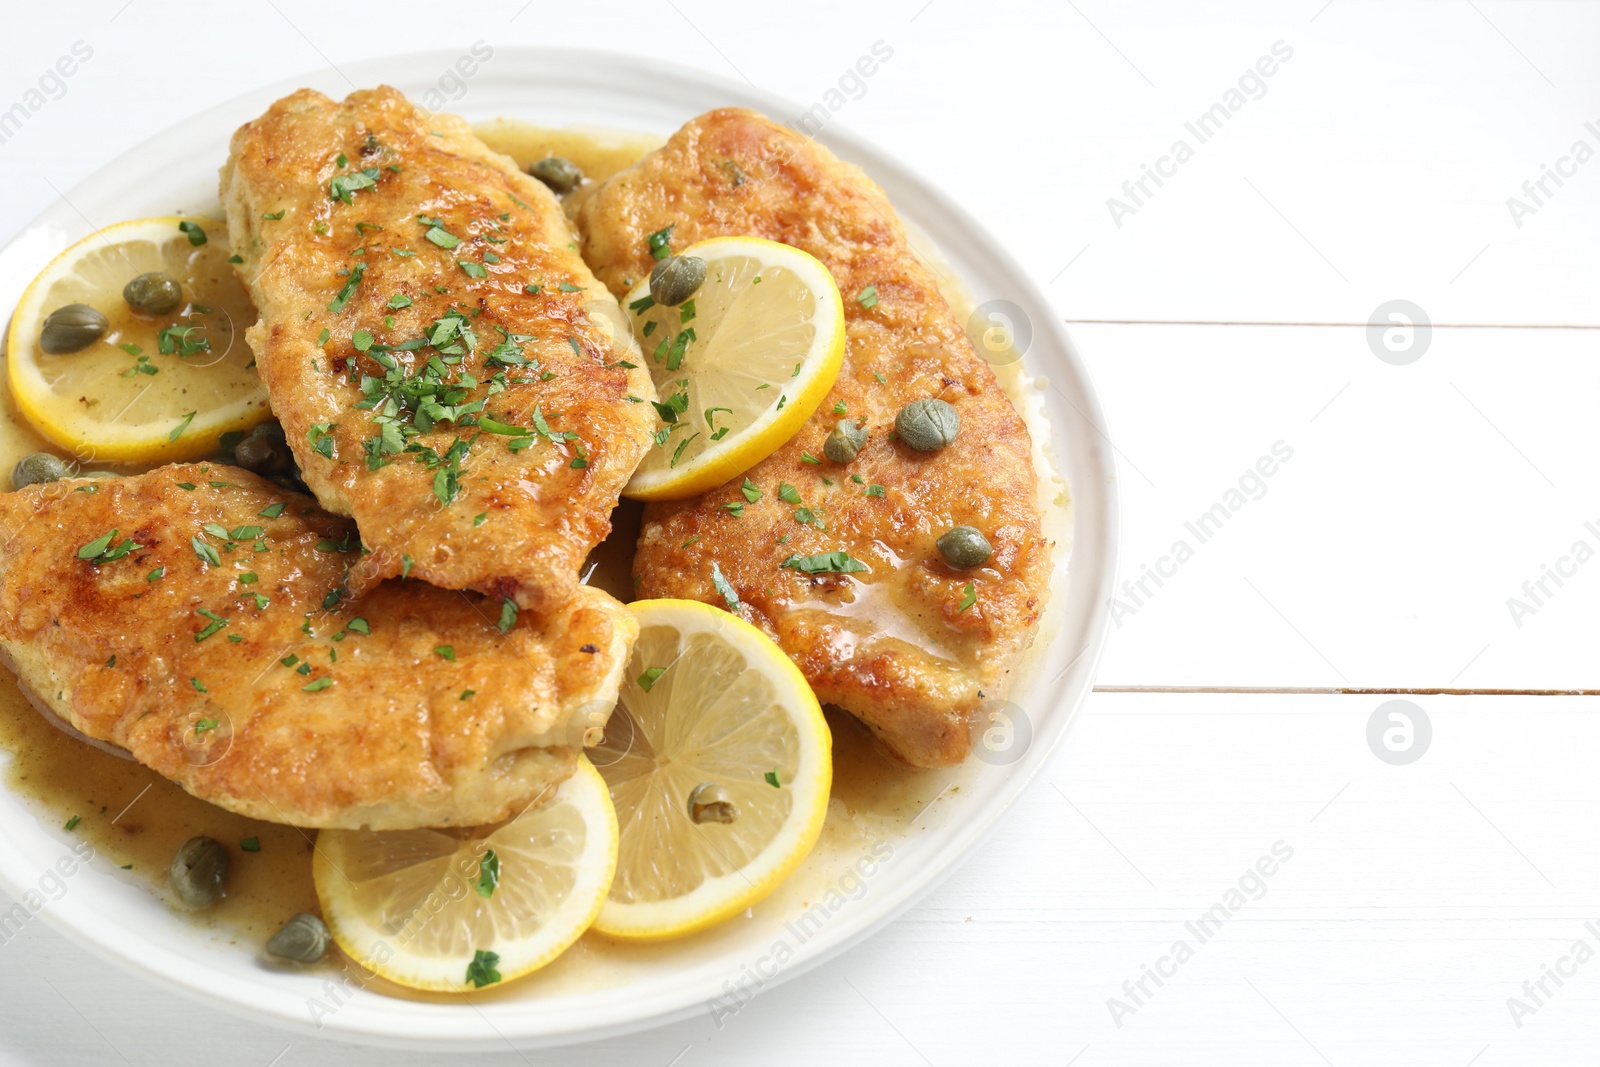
[{"x1": 0, "y1": 44, "x2": 1120, "y2": 1049}]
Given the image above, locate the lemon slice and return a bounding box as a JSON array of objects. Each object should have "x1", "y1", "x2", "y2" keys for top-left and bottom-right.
[
  {"x1": 7, "y1": 216, "x2": 269, "y2": 464},
  {"x1": 621, "y1": 236, "x2": 845, "y2": 501},
  {"x1": 312, "y1": 758, "x2": 618, "y2": 992},
  {"x1": 591, "y1": 599, "x2": 831, "y2": 940}
]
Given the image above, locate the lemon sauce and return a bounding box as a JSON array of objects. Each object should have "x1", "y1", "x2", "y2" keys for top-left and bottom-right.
[{"x1": 0, "y1": 121, "x2": 1069, "y2": 998}]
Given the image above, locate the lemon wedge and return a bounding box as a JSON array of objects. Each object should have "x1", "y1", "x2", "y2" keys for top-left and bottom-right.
[
  {"x1": 6, "y1": 216, "x2": 269, "y2": 464},
  {"x1": 621, "y1": 236, "x2": 845, "y2": 500},
  {"x1": 590, "y1": 599, "x2": 831, "y2": 940},
  {"x1": 312, "y1": 758, "x2": 618, "y2": 992}
]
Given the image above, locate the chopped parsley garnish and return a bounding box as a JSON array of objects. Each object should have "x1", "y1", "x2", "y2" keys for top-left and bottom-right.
[
  {"x1": 146, "y1": 566, "x2": 165, "y2": 582},
  {"x1": 777, "y1": 483, "x2": 802, "y2": 505},
  {"x1": 327, "y1": 262, "x2": 365, "y2": 313},
  {"x1": 646, "y1": 224, "x2": 675, "y2": 261},
  {"x1": 711, "y1": 561, "x2": 741, "y2": 612},
  {"x1": 873, "y1": 371, "x2": 887, "y2": 384},
  {"x1": 865, "y1": 483, "x2": 886, "y2": 498},
  {"x1": 666, "y1": 328, "x2": 695, "y2": 371},
  {"x1": 801, "y1": 452, "x2": 819, "y2": 465},
  {"x1": 240, "y1": 837, "x2": 261, "y2": 852},
  {"x1": 387, "y1": 293, "x2": 412, "y2": 309},
  {"x1": 194, "y1": 609, "x2": 228, "y2": 642},
  {"x1": 307, "y1": 422, "x2": 336, "y2": 460},
  {"x1": 780, "y1": 551, "x2": 869, "y2": 575},
  {"x1": 435, "y1": 645, "x2": 455, "y2": 661},
  {"x1": 558, "y1": 281, "x2": 583, "y2": 293},
  {"x1": 345, "y1": 617, "x2": 370, "y2": 635},
  {"x1": 958, "y1": 581, "x2": 977, "y2": 612},
  {"x1": 302, "y1": 677, "x2": 333, "y2": 692},
  {"x1": 260, "y1": 210, "x2": 285, "y2": 221},
  {"x1": 192, "y1": 536, "x2": 221, "y2": 567},
  {"x1": 497, "y1": 597, "x2": 517, "y2": 634},
  {"x1": 474, "y1": 850, "x2": 501, "y2": 899},
  {"x1": 857, "y1": 286, "x2": 879, "y2": 309},
  {"x1": 77, "y1": 529, "x2": 141, "y2": 564},
  {"x1": 476, "y1": 416, "x2": 525, "y2": 436},
  {"x1": 635, "y1": 666, "x2": 670, "y2": 694},
  {"x1": 64, "y1": 815, "x2": 81, "y2": 831},
  {"x1": 194, "y1": 718, "x2": 219, "y2": 734},
  {"x1": 466, "y1": 949, "x2": 501, "y2": 988},
  {"x1": 258, "y1": 502, "x2": 287, "y2": 519},
  {"x1": 765, "y1": 770, "x2": 781, "y2": 788},
  {"x1": 460, "y1": 689, "x2": 476, "y2": 700},
  {"x1": 191, "y1": 677, "x2": 208, "y2": 693},
  {"x1": 652, "y1": 384, "x2": 689, "y2": 425},
  {"x1": 419, "y1": 215, "x2": 461, "y2": 249},
  {"x1": 669, "y1": 433, "x2": 699, "y2": 467},
  {"x1": 628, "y1": 294, "x2": 655, "y2": 313},
  {"x1": 832, "y1": 401, "x2": 847, "y2": 415},
  {"x1": 158, "y1": 324, "x2": 210, "y2": 357},
  {"x1": 458, "y1": 260, "x2": 487, "y2": 279},
  {"x1": 741, "y1": 479, "x2": 762, "y2": 503},
  {"x1": 329, "y1": 167, "x2": 380, "y2": 204},
  {"x1": 178, "y1": 220, "x2": 207, "y2": 246}
]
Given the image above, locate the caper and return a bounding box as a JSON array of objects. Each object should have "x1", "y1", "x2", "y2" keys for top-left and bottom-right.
[
  {"x1": 266, "y1": 912, "x2": 330, "y2": 963},
  {"x1": 39, "y1": 304, "x2": 108, "y2": 354},
  {"x1": 823, "y1": 419, "x2": 868, "y2": 464},
  {"x1": 937, "y1": 525, "x2": 993, "y2": 569},
  {"x1": 649, "y1": 254, "x2": 707, "y2": 307},
  {"x1": 529, "y1": 155, "x2": 584, "y2": 194},
  {"x1": 895, "y1": 398, "x2": 959, "y2": 452},
  {"x1": 11, "y1": 452, "x2": 69, "y2": 490},
  {"x1": 688, "y1": 781, "x2": 738, "y2": 825},
  {"x1": 234, "y1": 423, "x2": 294, "y2": 476},
  {"x1": 122, "y1": 271, "x2": 183, "y2": 316},
  {"x1": 170, "y1": 836, "x2": 229, "y2": 908}
]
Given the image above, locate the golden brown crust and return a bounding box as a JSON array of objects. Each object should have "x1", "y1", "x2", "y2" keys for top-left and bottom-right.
[
  {"x1": 577, "y1": 109, "x2": 1051, "y2": 768},
  {"x1": 221, "y1": 87, "x2": 655, "y2": 612},
  {"x1": 0, "y1": 465, "x2": 635, "y2": 829}
]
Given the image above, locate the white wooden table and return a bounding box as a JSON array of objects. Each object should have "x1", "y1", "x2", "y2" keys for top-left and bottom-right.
[{"x1": 3, "y1": 1, "x2": 1598, "y2": 1063}]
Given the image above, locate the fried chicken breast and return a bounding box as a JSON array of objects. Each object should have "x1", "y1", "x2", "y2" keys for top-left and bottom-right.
[
  {"x1": 0, "y1": 465, "x2": 633, "y2": 829},
  {"x1": 221, "y1": 87, "x2": 655, "y2": 612},
  {"x1": 576, "y1": 109, "x2": 1052, "y2": 768}
]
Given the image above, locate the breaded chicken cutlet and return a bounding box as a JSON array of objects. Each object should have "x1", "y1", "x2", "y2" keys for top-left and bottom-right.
[
  {"x1": 221, "y1": 86, "x2": 655, "y2": 613},
  {"x1": 577, "y1": 109, "x2": 1052, "y2": 768},
  {"x1": 0, "y1": 466, "x2": 633, "y2": 829}
]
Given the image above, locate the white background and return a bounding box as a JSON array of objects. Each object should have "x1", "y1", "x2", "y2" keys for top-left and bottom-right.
[{"x1": 2, "y1": 1, "x2": 1599, "y2": 1064}]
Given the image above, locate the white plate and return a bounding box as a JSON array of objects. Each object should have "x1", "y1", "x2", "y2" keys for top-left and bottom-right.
[{"x1": 0, "y1": 48, "x2": 1118, "y2": 1050}]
